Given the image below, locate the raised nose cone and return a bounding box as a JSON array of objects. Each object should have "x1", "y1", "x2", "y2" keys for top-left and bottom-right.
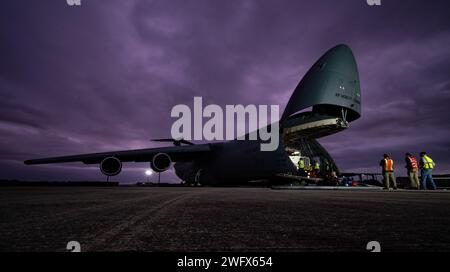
[
  {"x1": 282, "y1": 44, "x2": 361, "y2": 122},
  {"x1": 315, "y1": 44, "x2": 359, "y2": 79}
]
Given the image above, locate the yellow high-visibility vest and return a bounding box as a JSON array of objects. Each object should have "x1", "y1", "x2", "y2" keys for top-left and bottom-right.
[
  {"x1": 298, "y1": 159, "x2": 305, "y2": 169},
  {"x1": 314, "y1": 162, "x2": 320, "y2": 170},
  {"x1": 423, "y1": 155, "x2": 434, "y2": 169}
]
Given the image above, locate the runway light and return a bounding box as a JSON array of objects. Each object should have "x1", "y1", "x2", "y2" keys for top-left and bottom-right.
[{"x1": 145, "y1": 169, "x2": 153, "y2": 176}]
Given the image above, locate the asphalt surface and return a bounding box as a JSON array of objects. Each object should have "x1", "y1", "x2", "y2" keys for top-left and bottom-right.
[{"x1": 1, "y1": 186, "x2": 450, "y2": 252}]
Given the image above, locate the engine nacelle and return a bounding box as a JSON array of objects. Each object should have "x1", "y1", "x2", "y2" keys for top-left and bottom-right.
[
  {"x1": 151, "y1": 153, "x2": 171, "y2": 172},
  {"x1": 100, "y1": 156, "x2": 122, "y2": 176}
]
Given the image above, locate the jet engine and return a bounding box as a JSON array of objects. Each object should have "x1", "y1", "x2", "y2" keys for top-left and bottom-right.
[
  {"x1": 151, "y1": 153, "x2": 172, "y2": 172},
  {"x1": 100, "y1": 156, "x2": 122, "y2": 176}
]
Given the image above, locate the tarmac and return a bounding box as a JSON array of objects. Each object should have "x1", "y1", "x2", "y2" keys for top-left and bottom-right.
[{"x1": 1, "y1": 186, "x2": 450, "y2": 252}]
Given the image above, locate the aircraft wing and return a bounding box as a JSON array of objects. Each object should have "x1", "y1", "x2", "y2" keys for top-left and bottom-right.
[{"x1": 24, "y1": 144, "x2": 211, "y2": 165}]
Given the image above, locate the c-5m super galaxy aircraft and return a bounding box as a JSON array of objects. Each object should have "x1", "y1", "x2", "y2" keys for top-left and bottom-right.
[{"x1": 25, "y1": 44, "x2": 361, "y2": 185}]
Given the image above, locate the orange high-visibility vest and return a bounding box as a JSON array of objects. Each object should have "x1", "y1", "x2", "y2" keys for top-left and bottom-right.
[{"x1": 384, "y1": 159, "x2": 394, "y2": 172}]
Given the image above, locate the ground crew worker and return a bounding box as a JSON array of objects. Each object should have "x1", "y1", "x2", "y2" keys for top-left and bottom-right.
[
  {"x1": 379, "y1": 154, "x2": 397, "y2": 190},
  {"x1": 405, "y1": 153, "x2": 420, "y2": 189},
  {"x1": 419, "y1": 152, "x2": 437, "y2": 190},
  {"x1": 325, "y1": 171, "x2": 339, "y2": 186},
  {"x1": 313, "y1": 160, "x2": 320, "y2": 176},
  {"x1": 297, "y1": 157, "x2": 306, "y2": 176}
]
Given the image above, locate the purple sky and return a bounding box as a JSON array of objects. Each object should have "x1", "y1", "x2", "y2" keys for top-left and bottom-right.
[{"x1": 1, "y1": 0, "x2": 449, "y2": 183}]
